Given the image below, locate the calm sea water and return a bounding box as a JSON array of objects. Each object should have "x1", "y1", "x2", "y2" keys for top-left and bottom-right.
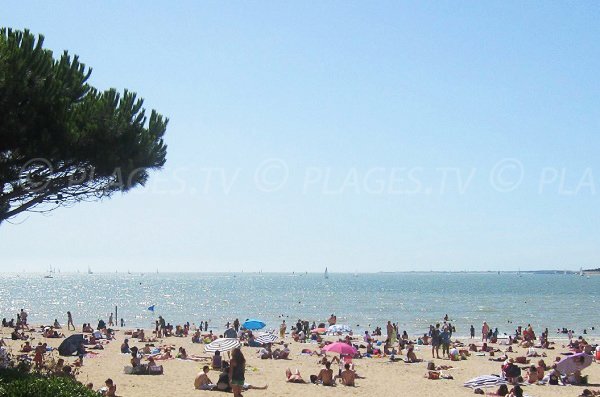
[{"x1": 0, "y1": 272, "x2": 597, "y2": 338}]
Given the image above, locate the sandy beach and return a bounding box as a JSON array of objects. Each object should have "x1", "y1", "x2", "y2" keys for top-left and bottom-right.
[{"x1": 2, "y1": 324, "x2": 599, "y2": 397}]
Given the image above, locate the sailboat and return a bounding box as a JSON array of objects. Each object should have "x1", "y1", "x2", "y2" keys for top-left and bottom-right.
[
  {"x1": 87, "y1": 266, "x2": 93, "y2": 275},
  {"x1": 44, "y1": 265, "x2": 53, "y2": 278},
  {"x1": 579, "y1": 267, "x2": 584, "y2": 277},
  {"x1": 324, "y1": 267, "x2": 329, "y2": 279}
]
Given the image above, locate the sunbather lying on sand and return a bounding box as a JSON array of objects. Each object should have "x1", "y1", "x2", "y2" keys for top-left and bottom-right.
[{"x1": 285, "y1": 368, "x2": 306, "y2": 383}]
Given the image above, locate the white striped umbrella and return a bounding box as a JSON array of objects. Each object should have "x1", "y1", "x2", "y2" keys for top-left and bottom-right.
[
  {"x1": 327, "y1": 324, "x2": 352, "y2": 334},
  {"x1": 254, "y1": 332, "x2": 278, "y2": 345},
  {"x1": 204, "y1": 338, "x2": 240, "y2": 353},
  {"x1": 463, "y1": 375, "x2": 508, "y2": 389}
]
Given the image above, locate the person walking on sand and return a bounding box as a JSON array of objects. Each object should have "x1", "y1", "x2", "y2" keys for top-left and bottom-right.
[
  {"x1": 67, "y1": 311, "x2": 75, "y2": 331},
  {"x1": 230, "y1": 348, "x2": 246, "y2": 397},
  {"x1": 431, "y1": 323, "x2": 441, "y2": 359},
  {"x1": 470, "y1": 324, "x2": 475, "y2": 339},
  {"x1": 108, "y1": 313, "x2": 114, "y2": 327}
]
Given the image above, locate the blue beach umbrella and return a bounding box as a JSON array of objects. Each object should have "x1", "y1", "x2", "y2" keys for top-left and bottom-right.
[
  {"x1": 147, "y1": 305, "x2": 155, "y2": 312},
  {"x1": 243, "y1": 319, "x2": 266, "y2": 330}
]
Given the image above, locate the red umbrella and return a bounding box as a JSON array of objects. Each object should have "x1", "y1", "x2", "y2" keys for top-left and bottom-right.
[
  {"x1": 311, "y1": 327, "x2": 327, "y2": 334},
  {"x1": 322, "y1": 342, "x2": 357, "y2": 356}
]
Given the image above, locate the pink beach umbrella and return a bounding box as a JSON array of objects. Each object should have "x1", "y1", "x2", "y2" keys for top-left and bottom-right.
[{"x1": 322, "y1": 342, "x2": 357, "y2": 356}]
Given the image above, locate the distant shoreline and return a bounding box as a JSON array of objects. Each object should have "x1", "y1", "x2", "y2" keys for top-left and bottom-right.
[{"x1": 0, "y1": 270, "x2": 596, "y2": 275}]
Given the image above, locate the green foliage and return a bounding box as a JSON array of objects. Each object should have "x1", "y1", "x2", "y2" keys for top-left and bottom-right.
[
  {"x1": 0, "y1": 27, "x2": 168, "y2": 223},
  {"x1": 0, "y1": 368, "x2": 98, "y2": 397}
]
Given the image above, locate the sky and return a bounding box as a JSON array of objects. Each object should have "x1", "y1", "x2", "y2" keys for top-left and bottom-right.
[{"x1": 1, "y1": 1, "x2": 599, "y2": 273}]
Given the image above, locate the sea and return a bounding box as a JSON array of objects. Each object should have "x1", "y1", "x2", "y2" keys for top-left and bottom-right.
[{"x1": 1, "y1": 272, "x2": 598, "y2": 338}]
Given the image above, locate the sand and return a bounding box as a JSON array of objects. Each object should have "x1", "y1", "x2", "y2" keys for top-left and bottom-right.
[{"x1": 1, "y1": 325, "x2": 598, "y2": 397}]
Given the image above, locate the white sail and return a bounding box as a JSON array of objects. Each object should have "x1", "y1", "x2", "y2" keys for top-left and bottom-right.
[{"x1": 324, "y1": 267, "x2": 329, "y2": 279}]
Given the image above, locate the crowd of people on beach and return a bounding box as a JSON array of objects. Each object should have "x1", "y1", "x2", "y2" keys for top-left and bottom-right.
[{"x1": 1, "y1": 308, "x2": 599, "y2": 397}]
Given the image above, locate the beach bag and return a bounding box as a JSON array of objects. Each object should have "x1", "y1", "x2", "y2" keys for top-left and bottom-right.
[
  {"x1": 515, "y1": 356, "x2": 527, "y2": 364},
  {"x1": 148, "y1": 365, "x2": 163, "y2": 375}
]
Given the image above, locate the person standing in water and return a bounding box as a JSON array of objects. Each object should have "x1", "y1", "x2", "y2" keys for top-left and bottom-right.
[
  {"x1": 279, "y1": 320, "x2": 286, "y2": 338},
  {"x1": 482, "y1": 322, "x2": 490, "y2": 342}
]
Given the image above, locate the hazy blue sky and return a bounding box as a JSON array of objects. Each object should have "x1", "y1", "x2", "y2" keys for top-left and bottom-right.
[{"x1": 1, "y1": 1, "x2": 599, "y2": 272}]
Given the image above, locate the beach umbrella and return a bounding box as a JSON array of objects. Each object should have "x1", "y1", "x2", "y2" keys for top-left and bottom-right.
[
  {"x1": 58, "y1": 334, "x2": 84, "y2": 356},
  {"x1": 311, "y1": 327, "x2": 327, "y2": 334},
  {"x1": 556, "y1": 353, "x2": 593, "y2": 375},
  {"x1": 327, "y1": 324, "x2": 351, "y2": 334},
  {"x1": 322, "y1": 342, "x2": 357, "y2": 356},
  {"x1": 204, "y1": 338, "x2": 241, "y2": 353},
  {"x1": 243, "y1": 319, "x2": 266, "y2": 330},
  {"x1": 464, "y1": 375, "x2": 508, "y2": 389},
  {"x1": 224, "y1": 327, "x2": 237, "y2": 338},
  {"x1": 255, "y1": 332, "x2": 278, "y2": 345}
]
